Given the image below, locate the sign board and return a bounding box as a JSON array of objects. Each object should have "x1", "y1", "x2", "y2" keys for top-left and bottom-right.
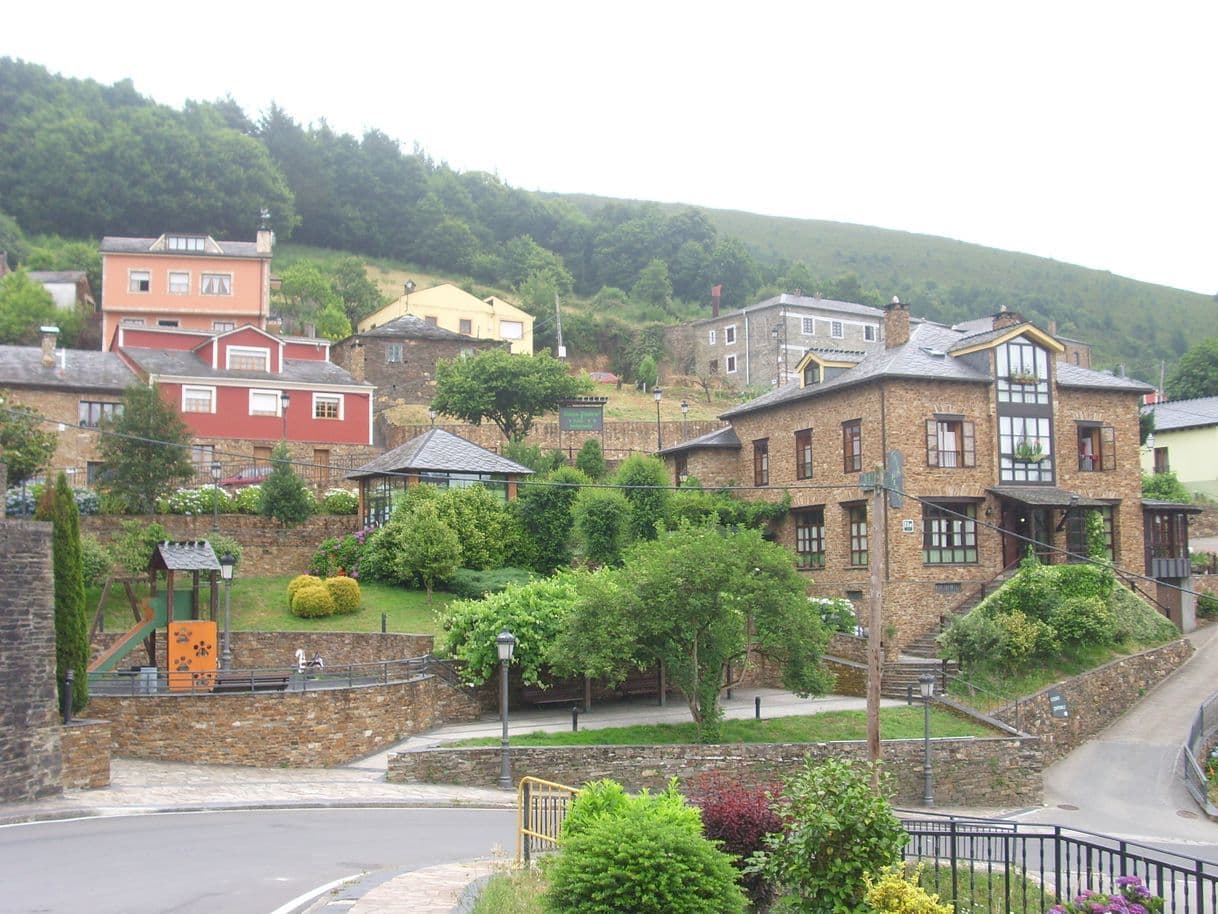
[
  {"x1": 559, "y1": 405, "x2": 604, "y2": 432},
  {"x1": 1046, "y1": 687, "x2": 1069, "y2": 718},
  {"x1": 902, "y1": 519, "x2": 916, "y2": 534}
]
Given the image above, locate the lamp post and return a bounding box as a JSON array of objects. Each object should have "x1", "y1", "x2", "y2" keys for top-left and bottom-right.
[
  {"x1": 219, "y1": 552, "x2": 236, "y2": 670},
  {"x1": 210, "y1": 461, "x2": 222, "y2": 532},
  {"x1": 919, "y1": 672, "x2": 935, "y2": 807},
  {"x1": 654, "y1": 387, "x2": 663, "y2": 452},
  {"x1": 428, "y1": 408, "x2": 437, "y2": 428},
  {"x1": 497, "y1": 630, "x2": 517, "y2": 790},
  {"x1": 680, "y1": 399, "x2": 689, "y2": 440},
  {"x1": 404, "y1": 279, "x2": 416, "y2": 308},
  {"x1": 280, "y1": 392, "x2": 291, "y2": 440}
]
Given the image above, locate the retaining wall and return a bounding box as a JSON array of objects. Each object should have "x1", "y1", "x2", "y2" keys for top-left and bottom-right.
[{"x1": 61, "y1": 720, "x2": 111, "y2": 789}]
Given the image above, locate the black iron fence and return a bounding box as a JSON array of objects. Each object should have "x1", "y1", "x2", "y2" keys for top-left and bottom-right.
[{"x1": 1183, "y1": 691, "x2": 1218, "y2": 817}]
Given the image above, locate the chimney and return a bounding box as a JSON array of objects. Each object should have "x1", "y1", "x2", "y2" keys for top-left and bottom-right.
[
  {"x1": 256, "y1": 227, "x2": 275, "y2": 255},
  {"x1": 711, "y1": 284, "x2": 722, "y2": 318},
  {"x1": 883, "y1": 297, "x2": 909, "y2": 349},
  {"x1": 40, "y1": 326, "x2": 59, "y2": 368},
  {"x1": 992, "y1": 306, "x2": 1022, "y2": 330},
  {"x1": 1048, "y1": 319, "x2": 1058, "y2": 336},
  {"x1": 350, "y1": 339, "x2": 365, "y2": 382}
]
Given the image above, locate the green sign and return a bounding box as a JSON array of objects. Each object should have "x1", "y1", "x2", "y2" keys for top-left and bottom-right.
[{"x1": 559, "y1": 405, "x2": 603, "y2": 431}]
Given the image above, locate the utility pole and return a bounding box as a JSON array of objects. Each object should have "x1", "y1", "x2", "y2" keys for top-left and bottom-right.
[
  {"x1": 554, "y1": 292, "x2": 565, "y2": 358},
  {"x1": 866, "y1": 476, "x2": 888, "y2": 789}
]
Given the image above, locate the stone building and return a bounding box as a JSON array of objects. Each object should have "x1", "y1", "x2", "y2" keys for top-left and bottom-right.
[{"x1": 660, "y1": 301, "x2": 1154, "y2": 649}]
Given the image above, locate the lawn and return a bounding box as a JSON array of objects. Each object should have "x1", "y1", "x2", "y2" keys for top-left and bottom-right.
[
  {"x1": 87, "y1": 574, "x2": 446, "y2": 636},
  {"x1": 446, "y1": 706, "x2": 992, "y2": 747}
]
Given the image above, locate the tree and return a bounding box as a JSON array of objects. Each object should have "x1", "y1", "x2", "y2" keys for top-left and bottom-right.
[
  {"x1": 396, "y1": 501, "x2": 461, "y2": 601},
  {"x1": 431, "y1": 349, "x2": 592, "y2": 442},
  {"x1": 573, "y1": 488, "x2": 631, "y2": 566},
  {"x1": 0, "y1": 269, "x2": 60, "y2": 345},
  {"x1": 574, "y1": 438, "x2": 606, "y2": 480},
  {"x1": 313, "y1": 302, "x2": 352, "y2": 341},
  {"x1": 514, "y1": 466, "x2": 588, "y2": 572},
  {"x1": 330, "y1": 256, "x2": 386, "y2": 325},
  {"x1": 275, "y1": 261, "x2": 342, "y2": 334},
  {"x1": 631, "y1": 258, "x2": 673, "y2": 309},
  {"x1": 1166, "y1": 338, "x2": 1218, "y2": 400},
  {"x1": 259, "y1": 441, "x2": 314, "y2": 527},
  {"x1": 37, "y1": 473, "x2": 89, "y2": 713},
  {"x1": 97, "y1": 385, "x2": 193, "y2": 513},
  {"x1": 609, "y1": 455, "x2": 671, "y2": 541},
  {"x1": 0, "y1": 393, "x2": 57, "y2": 487}
]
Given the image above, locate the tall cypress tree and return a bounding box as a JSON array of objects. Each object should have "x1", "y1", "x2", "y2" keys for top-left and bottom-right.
[{"x1": 38, "y1": 473, "x2": 89, "y2": 713}]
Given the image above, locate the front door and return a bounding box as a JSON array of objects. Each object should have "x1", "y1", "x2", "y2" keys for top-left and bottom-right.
[{"x1": 1001, "y1": 501, "x2": 1053, "y2": 567}]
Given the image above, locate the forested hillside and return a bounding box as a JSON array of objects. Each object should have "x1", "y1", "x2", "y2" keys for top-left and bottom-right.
[{"x1": 0, "y1": 56, "x2": 1209, "y2": 382}]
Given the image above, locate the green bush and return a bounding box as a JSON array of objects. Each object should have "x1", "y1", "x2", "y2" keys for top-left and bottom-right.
[
  {"x1": 205, "y1": 534, "x2": 243, "y2": 570},
  {"x1": 309, "y1": 532, "x2": 366, "y2": 578},
  {"x1": 1053, "y1": 563, "x2": 1114, "y2": 601},
  {"x1": 157, "y1": 486, "x2": 235, "y2": 515},
  {"x1": 574, "y1": 438, "x2": 606, "y2": 480},
  {"x1": 324, "y1": 576, "x2": 361, "y2": 614},
  {"x1": 232, "y1": 485, "x2": 263, "y2": 514},
  {"x1": 992, "y1": 610, "x2": 1058, "y2": 663},
  {"x1": 111, "y1": 520, "x2": 169, "y2": 574},
  {"x1": 1199, "y1": 593, "x2": 1218, "y2": 619},
  {"x1": 938, "y1": 611, "x2": 1006, "y2": 669},
  {"x1": 319, "y1": 488, "x2": 358, "y2": 514},
  {"x1": 515, "y1": 466, "x2": 589, "y2": 572},
  {"x1": 291, "y1": 582, "x2": 337, "y2": 618},
  {"x1": 447, "y1": 567, "x2": 535, "y2": 599},
  {"x1": 1050, "y1": 595, "x2": 1114, "y2": 646},
  {"x1": 864, "y1": 867, "x2": 953, "y2": 914},
  {"x1": 79, "y1": 534, "x2": 113, "y2": 588},
  {"x1": 287, "y1": 574, "x2": 323, "y2": 604},
  {"x1": 572, "y1": 487, "x2": 631, "y2": 566},
  {"x1": 994, "y1": 553, "x2": 1058, "y2": 622},
  {"x1": 609, "y1": 455, "x2": 670, "y2": 542},
  {"x1": 811, "y1": 596, "x2": 858, "y2": 634}
]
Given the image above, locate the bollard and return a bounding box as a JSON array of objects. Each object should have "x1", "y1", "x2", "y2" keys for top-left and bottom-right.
[
  {"x1": 754, "y1": 695, "x2": 761, "y2": 720},
  {"x1": 61, "y1": 670, "x2": 74, "y2": 723},
  {"x1": 381, "y1": 611, "x2": 388, "y2": 633},
  {"x1": 572, "y1": 706, "x2": 580, "y2": 732}
]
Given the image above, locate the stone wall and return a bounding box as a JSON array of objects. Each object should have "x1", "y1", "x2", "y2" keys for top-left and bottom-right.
[
  {"x1": 88, "y1": 674, "x2": 481, "y2": 767},
  {"x1": 1189, "y1": 506, "x2": 1218, "y2": 539},
  {"x1": 61, "y1": 720, "x2": 111, "y2": 789},
  {"x1": 996, "y1": 639, "x2": 1194, "y2": 764},
  {"x1": 389, "y1": 735, "x2": 1042, "y2": 807},
  {"x1": 0, "y1": 520, "x2": 63, "y2": 804}
]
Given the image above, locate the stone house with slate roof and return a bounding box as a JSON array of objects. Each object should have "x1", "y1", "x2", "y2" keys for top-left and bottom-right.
[
  {"x1": 660, "y1": 300, "x2": 1164, "y2": 648},
  {"x1": 347, "y1": 428, "x2": 532, "y2": 527}
]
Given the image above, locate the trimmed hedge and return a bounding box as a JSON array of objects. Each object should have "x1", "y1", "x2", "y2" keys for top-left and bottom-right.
[
  {"x1": 291, "y1": 583, "x2": 337, "y2": 618},
  {"x1": 325, "y1": 576, "x2": 361, "y2": 615}
]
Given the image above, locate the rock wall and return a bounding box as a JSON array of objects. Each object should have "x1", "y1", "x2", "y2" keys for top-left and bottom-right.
[{"x1": 61, "y1": 720, "x2": 111, "y2": 789}]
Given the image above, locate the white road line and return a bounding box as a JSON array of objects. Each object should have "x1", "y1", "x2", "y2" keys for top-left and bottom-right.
[{"x1": 266, "y1": 873, "x2": 363, "y2": 914}]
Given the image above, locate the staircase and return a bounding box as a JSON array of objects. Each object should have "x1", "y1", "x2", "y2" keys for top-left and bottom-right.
[
  {"x1": 880, "y1": 657, "x2": 953, "y2": 700},
  {"x1": 901, "y1": 569, "x2": 1017, "y2": 660}
]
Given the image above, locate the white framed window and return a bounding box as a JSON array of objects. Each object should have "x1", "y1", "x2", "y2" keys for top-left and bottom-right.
[
  {"x1": 386, "y1": 343, "x2": 403, "y2": 363},
  {"x1": 500, "y1": 320, "x2": 523, "y2": 340},
  {"x1": 313, "y1": 393, "x2": 343, "y2": 420},
  {"x1": 168, "y1": 271, "x2": 190, "y2": 294},
  {"x1": 201, "y1": 273, "x2": 232, "y2": 295},
  {"x1": 226, "y1": 345, "x2": 270, "y2": 372},
  {"x1": 864, "y1": 324, "x2": 877, "y2": 342},
  {"x1": 167, "y1": 235, "x2": 206, "y2": 252},
  {"x1": 213, "y1": 320, "x2": 235, "y2": 332},
  {"x1": 121, "y1": 318, "x2": 145, "y2": 327},
  {"x1": 831, "y1": 321, "x2": 844, "y2": 339},
  {"x1": 708, "y1": 329, "x2": 717, "y2": 344},
  {"x1": 249, "y1": 389, "x2": 281, "y2": 416},
  {"x1": 726, "y1": 354, "x2": 738, "y2": 373},
  {"x1": 801, "y1": 317, "x2": 815, "y2": 335},
  {"x1": 129, "y1": 270, "x2": 150, "y2": 293},
  {"x1": 725, "y1": 325, "x2": 737, "y2": 344},
  {"x1": 182, "y1": 385, "x2": 215, "y2": 414}
]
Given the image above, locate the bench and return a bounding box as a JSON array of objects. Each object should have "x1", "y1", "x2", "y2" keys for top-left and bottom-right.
[
  {"x1": 521, "y1": 678, "x2": 587, "y2": 709},
  {"x1": 616, "y1": 667, "x2": 664, "y2": 701},
  {"x1": 211, "y1": 672, "x2": 291, "y2": 693}
]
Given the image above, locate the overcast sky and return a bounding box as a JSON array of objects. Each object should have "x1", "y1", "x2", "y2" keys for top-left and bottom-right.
[{"x1": 3, "y1": 2, "x2": 1215, "y2": 294}]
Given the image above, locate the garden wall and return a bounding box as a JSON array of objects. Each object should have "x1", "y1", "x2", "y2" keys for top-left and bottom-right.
[
  {"x1": 61, "y1": 720, "x2": 110, "y2": 789},
  {"x1": 388, "y1": 735, "x2": 1042, "y2": 807},
  {"x1": 995, "y1": 638, "x2": 1194, "y2": 764},
  {"x1": 88, "y1": 674, "x2": 481, "y2": 767}
]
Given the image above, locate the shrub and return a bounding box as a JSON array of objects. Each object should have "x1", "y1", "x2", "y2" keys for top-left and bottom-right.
[
  {"x1": 812, "y1": 596, "x2": 858, "y2": 634},
  {"x1": 995, "y1": 552, "x2": 1058, "y2": 622},
  {"x1": 395, "y1": 501, "x2": 461, "y2": 599},
  {"x1": 157, "y1": 486, "x2": 234, "y2": 515},
  {"x1": 515, "y1": 466, "x2": 589, "y2": 572},
  {"x1": 572, "y1": 487, "x2": 631, "y2": 566},
  {"x1": 79, "y1": 533, "x2": 114, "y2": 587},
  {"x1": 1141, "y1": 470, "x2": 1191, "y2": 504},
  {"x1": 1199, "y1": 593, "x2": 1218, "y2": 619},
  {"x1": 993, "y1": 609, "x2": 1058, "y2": 663},
  {"x1": 447, "y1": 567, "x2": 535, "y2": 599},
  {"x1": 751, "y1": 758, "x2": 907, "y2": 914},
  {"x1": 309, "y1": 532, "x2": 367, "y2": 578},
  {"x1": 291, "y1": 583, "x2": 337, "y2": 618},
  {"x1": 259, "y1": 443, "x2": 315, "y2": 526},
  {"x1": 609, "y1": 454, "x2": 671, "y2": 541},
  {"x1": 232, "y1": 485, "x2": 263, "y2": 514},
  {"x1": 503, "y1": 438, "x2": 565, "y2": 473},
  {"x1": 1052, "y1": 563, "x2": 1114, "y2": 602},
  {"x1": 687, "y1": 772, "x2": 781, "y2": 904},
  {"x1": 72, "y1": 488, "x2": 99, "y2": 516},
  {"x1": 938, "y1": 611, "x2": 1007, "y2": 669},
  {"x1": 287, "y1": 574, "x2": 323, "y2": 604},
  {"x1": 575, "y1": 438, "x2": 606, "y2": 480},
  {"x1": 1053, "y1": 875, "x2": 1165, "y2": 914},
  {"x1": 319, "y1": 488, "x2": 358, "y2": 514},
  {"x1": 205, "y1": 534, "x2": 243, "y2": 569},
  {"x1": 864, "y1": 866, "x2": 953, "y2": 914},
  {"x1": 325, "y1": 575, "x2": 361, "y2": 614},
  {"x1": 1050, "y1": 595, "x2": 1114, "y2": 646},
  {"x1": 112, "y1": 520, "x2": 169, "y2": 574}
]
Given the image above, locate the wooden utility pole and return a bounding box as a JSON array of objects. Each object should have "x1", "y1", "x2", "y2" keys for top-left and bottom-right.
[
  {"x1": 554, "y1": 292, "x2": 565, "y2": 358},
  {"x1": 866, "y1": 479, "x2": 887, "y2": 789}
]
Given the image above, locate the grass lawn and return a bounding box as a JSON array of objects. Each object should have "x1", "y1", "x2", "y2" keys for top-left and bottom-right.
[
  {"x1": 446, "y1": 706, "x2": 992, "y2": 747},
  {"x1": 87, "y1": 574, "x2": 447, "y2": 636}
]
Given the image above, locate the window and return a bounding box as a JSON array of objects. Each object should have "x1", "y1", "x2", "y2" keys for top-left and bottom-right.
[
  {"x1": 79, "y1": 401, "x2": 122, "y2": 428},
  {"x1": 831, "y1": 321, "x2": 844, "y2": 339},
  {"x1": 794, "y1": 508, "x2": 825, "y2": 569},
  {"x1": 842, "y1": 419, "x2": 862, "y2": 473},
  {"x1": 1154, "y1": 447, "x2": 1170, "y2": 474},
  {"x1": 997, "y1": 340, "x2": 1049, "y2": 405},
  {"x1": 213, "y1": 321, "x2": 235, "y2": 332},
  {"x1": 1077, "y1": 424, "x2": 1115, "y2": 471},
  {"x1": 386, "y1": 343, "x2": 403, "y2": 363},
  {"x1": 803, "y1": 363, "x2": 821, "y2": 386},
  {"x1": 864, "y1": 324, "x2": 877, "y2": 342},
  {"x1": 753, "y1": 438, "x2": 769, "y2": 486},
  {"x1": 121, "y1": 318, "x2": 145, "y2": 327},
  {"x1": 182, "y1": 385, "x2": 215, "y2": 413},
  {"x1": 201, "y1": 273, "x2": 232, "y2": 295},
  {"x1": 709, "y1": 359, "x2": 719, "y2": 374},
  {"x1": 848, "y1": 505, "x2": 868, "y2": 566},
  {"x1": 86, "y1": 461, "x2": 105, "y2": 485},
  {"x1": 1148, "y1": 510, "x2": 1183, "y2": 561},
  {"x1": 923, "y1": 502, "x2": 979, "y2": 564},
  {"x1": 166, "y1": 235, "x2": 205, "y2": 252},
  {"x1": 795, "y1": 428, "x2": 813, "y2": 479},
  {"x1": 725, "y1": 354, "x2": 738, "y2": 374},
  {"x1": 926, "y1": 418, "x2": 976, "y2": 468},
  {"x1": 801, "y1": 317, "x2": 815, "y2": 335},
  {"x1": 168, "y1": 271, "x2": 190, "y2": 294},
  {"x1": 129, "y1": 270, "x2": 150, "y2": 293},
  {"x1": 226, "y1": 346, "x2": 269, "y2": 372},
  {"x1": 249, "y1": 389, "x2": 281, "y2": 416},
  {"x1": 500, "y1": 320, "x2": 522, "y2": 339},
  {"x1": 459, "y1": 318, "x2": 472, "y2": 334},
  {"x1": 313, "y1": 394, "x2": 343, "y2": 420},
  {"x1": 725, "y1": 325, "x2": 737, "y2": 344},
  {"x1": 426, "y1": 315, "x2": 440, "y2": 327},
  {"x1": 157, "y1": 319, "x2": 179, "y2": 328},
  {"x1": 1067, "y1": 505, "x2": 1116, "y2": 562},
  {"x1": 999, "y1": 415, "x2": 1054, "y2": 483},
  {"x1": 708, "y1": 329, "x2": 717, "y2": 344}
]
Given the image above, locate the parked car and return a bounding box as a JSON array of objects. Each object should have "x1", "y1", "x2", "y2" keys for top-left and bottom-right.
[{"x1": 218, "y1": 465, "x2": 273, "y2": 488}]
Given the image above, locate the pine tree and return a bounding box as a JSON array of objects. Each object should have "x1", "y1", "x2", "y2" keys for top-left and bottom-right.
[
  {"x1": 37, "y1": 473, "x2": 89, "y2": 713},
  {"x1": 258, "y1": 441, "x2": 314, "y2": 527},
  {"x1": 98, "y1": 384, "x2": 193, "y2": 513}
]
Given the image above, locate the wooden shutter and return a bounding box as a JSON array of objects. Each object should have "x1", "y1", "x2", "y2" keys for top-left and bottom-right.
[
  {"x1": 843, "y1": 425, "x2": 852, "y2": 472},
  {"x1": 1101, "y1": 426, "x2": 1116, "y2": 470},
  {"x1": 926, "y1": 420, "x2": 939, "y2": 467},
  {"x1": 962, "y1": 421, "x2": 976, "y2": 467}
]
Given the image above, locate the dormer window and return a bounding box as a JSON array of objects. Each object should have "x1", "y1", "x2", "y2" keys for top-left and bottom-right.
[
  {"x1": 803, "y1": 364, "x2": 821, "y2": 386},
  {"x1": 997, "y1": 339, "x2": 1049, "y2": 405},
  {"x1": 226, "y1": 345, "x2": 269, "y2": 372},
  {"x1": 166, "y1": 235, "x2": 206, "y2": 252}
]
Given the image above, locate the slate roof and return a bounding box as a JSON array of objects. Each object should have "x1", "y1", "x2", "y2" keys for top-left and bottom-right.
[
  {"x1": 100, "y1": 236, "x2": 264, "y2": 258},
  {"x1": 804, "y1": 346, "x2": 867, "y2": 363},
  {"x1": 149, "y1": 540, "x2": 221, "y2": 572},
  {"x1": 1142, "y1": 499, "x2": 1203, "y2": 512},
  {"x1": 355, "y1": 314, "x2": 479, "y2": 342},
  {"x1": 28, "y1": 270, "x2": 87, "y2": 284},
  {"x1": 0, "y1": 345, "x2": 134, "y2": 392},
  {"x1": 346, "y1": 428, "x2": 534, "y2": 480},
  {"x1": 988, "y1": 486, "x2": 1112, "y2": 508},
  {"x1": 682, "y1": 293, "x2": 884, "y2": 327},
  {"x1": 1055, "y1": 363, "x2": 1154, "y2": 393},
  {"x1": 658, "y1": 425, "x2": 741, "y2": 456},
  {"x1": 120, "y1": 348, "x2": 370, "y2": 388},
  {"x1": 1144, "y1": 397, "x2": 1218, "y2": 432}
]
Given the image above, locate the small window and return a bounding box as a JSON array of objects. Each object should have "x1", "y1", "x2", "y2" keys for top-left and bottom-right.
[
  {"x1": 86, "y1": 461, "x2": 105, "y2": 485},
  {"x1": 249, "y1": 389, "x2": 281, "y2": 416},
  {"x1": 725, "y1": 325, "x2": 737, "y2": 344},
  {"x1": 314, "y1": 394, "x2": 343, "y2": 420},
  {"x1": 842, "y1": 419, "x2": 862, "y2": 473},
  {"x1": 213, "y1": 320, "x2": 235, "y2": 332},
  {"x1": 500, "y1": 319, "x2": 522, "y2": 339},
  {"x1": 801, "y1": 317, "x2": 815, "y2": 335},
  {"x1": 923, "y1": 503, "x2": 979, "y2": 564},
  {"x1": 795, "y1": 428, "x2": 813, "y2": 479},
  {"x1": 725, "y1": 354, "x2": 738, "y2": 374},
  {"x1": 166, "y1": 235, "x2": 206, "y2": 252},
  {"x1": 227, "y1": 346, "x2": 269, "y2": 372},
  {"x1": 926, "y1": 418, "x2": 976, "y2": 468},
  {"x1": 794, "y1": 507, "x2": 825, "y2": 569},
  {"x1": 157, "y1": 319, "x2": 179, "y2": 328},
  {"x1": 78, "y1": 401, "x2": 122, "y2": 428},
  {"x1": 168, "y1": 271, "x2": 190, "y2": 294},
  {"x1": 803, "y1": 363, "x2": 821, "y2": 386},
  {"x1": 831, "y1": 321, "x2": 844, "y2": 339},
  {"x1": 386, "y1": 343, "x2": 404, "y2": 363},
  {"x1": 1154, "y1": 447, "x2": 1169, "y2": 474},
  {"x1": 708, "y1": 359, "x2": 719, "y2": 375},
  {"x1": 1077, "y1": 424, "x2": 1115, "y2": 472},
  {"x1": 708, "y1": 329, "x2": 717, "y2": 344},
  {"x1": 201, "y1": 273, "x2": 232, "y2": 295},
  {"x1": 753, "y1": 438, "x2": 769, "y2": 486},
  {"x1": 129, "y1": 270, "x2": 150, "y2": 293},
  {"x1": 182, "y1": 385, "x2": 215, "y2": 414},
  {"x1": 121, "y1": 318, "x2": 145, "y2": 327},
  {"x1": 864, "y1": 325, "x2": 877, "y2": 342},
  {"x1": 253, "y1": 445, "x2": 273, "y2": 465},
  {"x1": 848, "y1": 505, "x2": 868, "y2": 566},
  {"x1": 459, "y1": 318, "x2": 472, "y2": 334}
]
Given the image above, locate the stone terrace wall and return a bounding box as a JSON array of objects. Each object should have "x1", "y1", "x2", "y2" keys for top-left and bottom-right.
[
  {"x1": 997, "y1": 639, "x2": 1194, "y2": 764},
  {"x1": 61, "y1": 720, "x2": 111, "y2": 789},
  {"x1": 89, "y1": 675, "x2": 481, "y2": 767},
  {"x1": 390, "y1": 736, "x2": 1042, "y2": 807},
  {"x1": 0, "y1": 520, "x2": 63, "y2": 804}
]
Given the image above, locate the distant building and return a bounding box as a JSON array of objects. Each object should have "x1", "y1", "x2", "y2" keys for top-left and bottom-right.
[
  {"x1": 27, "y1": 271, "x2": 94, "y2": 313},
  {"x1": 359, "y1": 283, "x2": 533, "y2": 354},
  {"x1": 1140, "y1": 396, "x2": 1218, "y2": 498}
]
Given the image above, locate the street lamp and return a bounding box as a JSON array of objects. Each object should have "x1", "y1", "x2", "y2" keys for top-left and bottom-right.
[
  {"x1": 680, "y1": 399, "x2": 689, "y2": 440},
  {"x1": 654, "y1": 387, "x2": 663, "y2": 452},
  {"x1": 404, "y1": 279, "x2": 416, "y2": 308},
  {"x1": 497, "y1": 630, "x2": 517, "y2": 790},
  {"x1": 919, "y1": 672, "x2": 935, "y2": 807},
  {"x1": 428, "y1": 407, "x2": 437, "y2": 428},
  {"x1": 219, "y1": 552, "x2": 236, "y2": 671},
  {"x1": 210, "y1": 461, "x2": 222, "y2": 532},
  {"x1": 280, "y1": 392, "x2": 290, "y2": 440}
]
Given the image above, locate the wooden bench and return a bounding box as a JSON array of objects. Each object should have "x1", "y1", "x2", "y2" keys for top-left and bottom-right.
[
  {"x1": 521, "y1": 679, "x2": 586, "y2": 709},
  {"x1": 211, "y1": 672, "x2": 291, "y2": 693},
  {"x1": 616, "y1": 667, "x2": 663, "y2": 700}
]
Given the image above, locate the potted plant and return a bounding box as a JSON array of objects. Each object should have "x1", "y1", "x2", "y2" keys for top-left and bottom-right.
[
  {"x1": 1014, "y1": 439, "x2": 1046, "y2": 462},
  {"x1": 1009, "y1": 369, "x2": 1040, "y2": 384}
]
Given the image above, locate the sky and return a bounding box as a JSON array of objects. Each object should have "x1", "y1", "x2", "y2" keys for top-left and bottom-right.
[{"x1": 2, "y1": 2, "x2": 1215, "y2": 294}]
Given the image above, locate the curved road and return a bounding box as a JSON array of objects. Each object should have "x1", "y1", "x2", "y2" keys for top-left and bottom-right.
[{"x1": 0, "y1": 807, "x2": 516, "y2": 914}]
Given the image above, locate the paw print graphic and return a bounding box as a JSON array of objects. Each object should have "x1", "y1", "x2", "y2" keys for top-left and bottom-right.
[
  {"x1": 173, "y1": 654, "x2": 192, "y2": 672},
  {"x1": 193, "y1": 640, "x2": 213, "y2": 658}
]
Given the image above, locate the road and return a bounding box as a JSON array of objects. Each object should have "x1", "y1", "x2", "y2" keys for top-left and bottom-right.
[{"x1": 0, "y1": 808, "x2": 516, "y2": 914}]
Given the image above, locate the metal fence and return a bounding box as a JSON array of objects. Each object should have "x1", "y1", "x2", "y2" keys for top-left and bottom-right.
[
  {"x1": 518, "y1": 777, "x2": 580, "y2": 862},
  {"x1": 1183, "y1": 691, "x2": 1218, "y2": 816}
]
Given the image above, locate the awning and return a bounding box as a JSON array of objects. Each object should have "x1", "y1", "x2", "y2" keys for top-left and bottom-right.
[{"x1": 987, "y1": 486, "x2": 1113, "y2": 508}]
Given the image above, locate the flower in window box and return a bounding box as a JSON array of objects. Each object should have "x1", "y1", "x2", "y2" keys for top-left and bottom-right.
[
  {"x1": 1014, "y1": 439, "x2": 1046, "y2": 462},
  {"x1": 1009, "y1": 370, "x2": 1040, "y2": 385}
]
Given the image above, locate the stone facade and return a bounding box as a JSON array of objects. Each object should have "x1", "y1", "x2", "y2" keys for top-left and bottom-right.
[
  {"x1": 996, "y1": 638, "x2": 1194, "y2": 764},
  {"x1": 1, "y1": 386, "x2": 118, "y2": 480},
  {"x1": 61, "y1": 720, "x2": 111, "y2": 789},
  {"x1": 88, "y1": 674, "x2": 481, "y2": 767},
  {"x1": 389, "y1": 735, "x2": 1042, "y2": 807},
  {"x1": 331, "y1": 333, "x2": 495, "y2": 413},
  {"x1": 0, "y1": 520, "x2": 63, "y2": 804}
]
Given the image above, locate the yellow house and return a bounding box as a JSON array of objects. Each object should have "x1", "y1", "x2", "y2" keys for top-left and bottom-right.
[
  {"x1": 358, "y1": 283, "x2": 534, "y2": 354},
  {"x1": 1140, "y1": 397, "x2": 1218, "y2": 498}
]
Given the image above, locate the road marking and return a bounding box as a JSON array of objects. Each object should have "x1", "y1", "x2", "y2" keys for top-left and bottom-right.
[{"x1": 265, "y1": 873, "x2": 362, "y2": 914}]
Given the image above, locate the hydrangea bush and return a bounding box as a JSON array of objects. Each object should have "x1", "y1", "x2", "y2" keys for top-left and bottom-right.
[{"x1": 1049, "y1": 876, "x2": 1164, "y2": 914}]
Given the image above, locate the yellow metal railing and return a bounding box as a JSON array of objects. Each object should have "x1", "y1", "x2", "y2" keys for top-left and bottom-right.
[{"x1": 517, "y1": 776, "x2": 580, "y2": 862}]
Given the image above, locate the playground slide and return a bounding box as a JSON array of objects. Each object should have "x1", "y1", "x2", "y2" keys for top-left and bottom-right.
[{"x1": 89, "y1": 604, "x2": 156, "y2": 673}]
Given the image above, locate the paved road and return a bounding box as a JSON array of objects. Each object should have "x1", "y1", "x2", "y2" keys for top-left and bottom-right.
[{"x1": 0, "y1": 808, "x2": 516, "y2": 914}]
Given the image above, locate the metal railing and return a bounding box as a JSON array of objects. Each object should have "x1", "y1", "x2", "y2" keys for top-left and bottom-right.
[
  {"x1": 518, "y1": 777, "x2": 580, "y2": 862},
  {"x1": 942, "y1": 672, "x2": 1027, "y2": 733},
  {"x1": 1182, "y1": 690, "x2": 1218, "y2": 816}
]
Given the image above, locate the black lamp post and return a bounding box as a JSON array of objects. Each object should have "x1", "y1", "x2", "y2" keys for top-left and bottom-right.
[
  {"x1": 210, "y1": 461, "x2": 222, "y2": 532},
  {"x1": 428, "y1": 408, "x2": 437, "y2": 428},
  {"x1": 680, "y1": 399, "x2": 689, "y2": 440},
  {"x1": 404, "y1": 279, "x2": 416, "y2": 308},
  {"x1": 497, "y1": 629, "x2": 517, "y2": 790},
  {"x1": 654, "y1": 387, "x2": 663, "y2": 452},
  {"x1": 919, "y1": 672, "x2": 935, "y2": 806},
  {"x1": 219, "y1": 552, "x2": 236, "y2": 670},
  {"x1": 280, "y1": 392, "x2": 290, "y2": 440}
]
